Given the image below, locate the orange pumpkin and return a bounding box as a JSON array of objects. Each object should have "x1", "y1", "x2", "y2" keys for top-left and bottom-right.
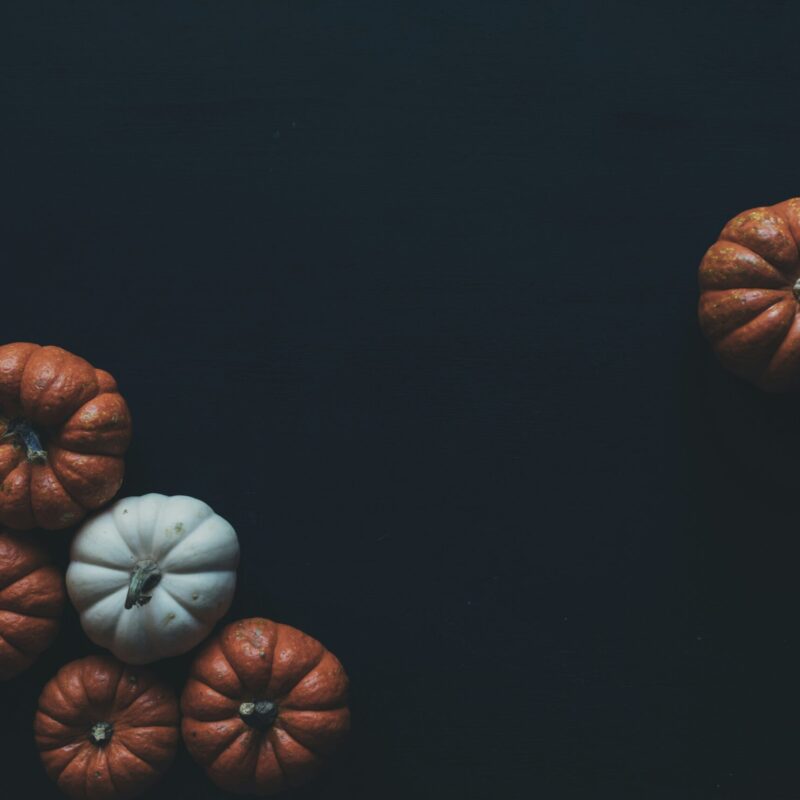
[
  {"x1": 0, "y1": 342, "x2": 132, "y2": 529},
  {"x1": 34, "y1": 654, "x2": 179, "y2": 799},
  {"x1": 181, "y1": 617, "x2": 350, "y2": 795},
  {"x1": 0, "y1": 529, "x2": 64, "y2": 679},
  {"x1": 698, "y1": 198, "x2": 800, "y2": 391}
]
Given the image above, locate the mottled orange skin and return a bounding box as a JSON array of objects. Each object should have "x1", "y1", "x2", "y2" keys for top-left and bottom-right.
[
  {"x1": 0, "y1": 343, "x2": 132, "y2": 529},
  {"x1": 0, "y1": 530, "x2": 64, "y2": 679},
  {"x1": 182, "y1": 617, "x2": 350, "y2": 796},
  {"x1": 34, "y1": 655, "x2": 179, "y2": 800},
  {"x1": 698, "y1": 198, "x2": 800, "y2": 391}
]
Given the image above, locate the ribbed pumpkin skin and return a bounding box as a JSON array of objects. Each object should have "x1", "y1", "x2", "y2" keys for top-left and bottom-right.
[
  {"x1": 0, "y1": 342, "x2": 132, "y2": 530},
  {"x1": 181, "y1": 617, "x2": 350, "y2": 795},
  {"x1": 697, "y1": 198, "x2": 800, "y2": 391},
  {"x1": 0, "y1": 530, "x2": 64, "y2": 679},
  {"x1": 34, "y1": 655, "x2": 179, "y2": 800}
]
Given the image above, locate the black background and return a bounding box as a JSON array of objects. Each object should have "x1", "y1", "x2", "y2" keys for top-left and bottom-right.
[{"x1": 0, "y1": 1, "x2": 798, "y2": 798}]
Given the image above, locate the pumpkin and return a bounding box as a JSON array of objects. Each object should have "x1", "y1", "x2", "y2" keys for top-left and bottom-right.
[
  {"x1": 181, "y1": 617, "x2": 350, "y2": 795},
  {"x1": 0, "y1": 529, "x2": 65, "y2": 679},
  {"x1": 697, "y1": 198, "x2": 800, "y2": 391},
  {"x1": 0, "y1": 342, "x2": 132, "y2": 529},
  {"x1": 34, "y1": 654, "x2": 179, "y2": 799},
  {"x1": 66, "y1": 493, "x2": 239, "y2": 665}
]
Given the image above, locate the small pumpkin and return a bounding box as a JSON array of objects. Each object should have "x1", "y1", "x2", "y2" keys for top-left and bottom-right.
[
  {"x1": 181, "y1": 617, "x2": 350, "y2": 795},
  {"x1": 0, "y1": 342, "x2": 132, "y2": 529},
  {"x1": 34, "y1": 654, "x2": 179, "y2": 799},
  {"x1": 66, "y1": 493, "x2": 239, "y2": 665},
  {"x1": 0, "y1": 529, "x2": 65, "y2": 679},
  {"x1": 698, "y1": 198, "x2": 800, "y2": 391}
]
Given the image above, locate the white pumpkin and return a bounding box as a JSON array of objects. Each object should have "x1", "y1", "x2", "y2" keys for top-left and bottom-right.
[{"x1": 66, "y1": 493, "x2": 240, "y2": 665}]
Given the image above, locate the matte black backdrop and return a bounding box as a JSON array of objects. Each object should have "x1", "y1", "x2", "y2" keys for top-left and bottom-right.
[{"x1": 1, "y1": 1, "x2": 798, "y2": 798}]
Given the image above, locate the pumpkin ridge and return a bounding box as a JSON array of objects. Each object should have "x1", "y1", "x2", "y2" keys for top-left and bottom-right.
[
  {"x1": 184, "y1": 718, "x2": 243, "y2": 762},
  {"x1": 273, "y1": 649, "x2": 328, "y2": 704},
  {"x1": 715, "y1": 297, "x2": 794, "y2": 348},
  {"x1": 56, "y1": 396, "x2": 130, "y2": 456},
  {"x1": 160, "y1": 584, "x2": 206, "y2": 626},
  {"x1": 699, "y1": 241, "x2": 793, "y2": 290},
  {"x1": 265, "y1": 731, "x2": 290, "y2": 784},
  {"x1": 270, "y1": 725, "x2": 321, "y2": 785},
  {"x1": 34, "y1": 711, "x2": 86, "y2": 749},
  {"x1": 208, "y1": 728, "x2": 253, "y2": 770},
  {"x1": 0, "y1": 555, "x2": 47, "y2": 592},
  {"x1": 761, "y1": 311, "x2": 800, "y2": 387},
  {"x1": 18, "y1": 348, "x2": 58, "y2": 425},
  {"x1": 699, "y1": 289, "x2": 790, "y2": 341},
  {"x1": 47, "y1": 445, "x2": 125, "y2": 512},
  {"x1": 218, "y1": 632, "x2": 250, "y2": 690},
  {"x1": 278, "y1": 707, "x2": 350, "y2": 757},
  {"x1": 0, "y1": 567, "x2": 63, "y2": 616},
  {"x1": 153, "y1": 497, "x2": 215, "y2": 553},
  {"x1": 110, "y1": 664, "x2": 134, "y2": 713},
  {"x1": 759, "y1": 305, "x2": 800, "y2": 378},
  {"x1": 48, "y1": 740, "x2": 88, "y2": 775},
  {"x1": 0, "y1": 628, "x2": 28, "y2": 658},
  {"x1": 80, "y1": 747, "x2": 91, "y2": 800},
  {"x1": 101, "y1": 749, "x2": 121, "y2": 797},
  {"x1": 114, "y1": 726, "x2": 177, "y2": 769},
  {"x1": 0, "y1": 608, "x2": 56, "y2": 653},
  {"x1": 771, "y1": 203, "x2": 800, "y2": 264},
  {"x1": 112, "y1": 736, "x2": 160, "y2": 772},
  {"x1": 245, "y1": 729, "x2": 262, "y2": 790},
  {"x1": 191, "y1": 675, "x2": 241, "y2": 704},
  {"x1": 273, "y1": 720, "x2": 325, "y2": 760},
  {"x1": 40, "y1": 683, "x2": 81, "y2": 727},
  {"x1": 45, "y1": 447, "x2": 105, "y2": 508},
  {"x1": 116, "y1": 686, "x2": 175, "y2": 723},
  {"x1": 717, "y1": 232, "x2": 798, "y2": 276},
  {"x1": 56, "y1": 670, "x2": 91, "y2": 717}
]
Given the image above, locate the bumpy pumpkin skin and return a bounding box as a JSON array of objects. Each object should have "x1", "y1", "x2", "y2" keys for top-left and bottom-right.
[
  {"x1": 0, "y1": 342, "x2": 132, "y2": 530},
  {"x1": 34, "y1": 654, "x2": 179, "y2": 800},
  {"x1": 0, "y1": 530, "x2": 65, "y2": 679},
  {"x1": 697, "y1": 198, "x2": 800, "y2": 391},
  {"x1": 182, "y1": 617, "x2": 350, "y2": 795}
]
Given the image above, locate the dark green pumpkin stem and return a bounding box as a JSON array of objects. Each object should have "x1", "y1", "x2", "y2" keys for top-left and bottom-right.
[
  {"x1": 125, "y1": 560, "x2": 161, "y2": 609},
  {"x1": 89, "y1": 722, "x2": 113, "y2": 746},
  {"x1": 1, "y1": 418, "x2": 46, "y2": 463},
  {"x1": 239, "y1": 700, "x2": 278, "y2": 730}
]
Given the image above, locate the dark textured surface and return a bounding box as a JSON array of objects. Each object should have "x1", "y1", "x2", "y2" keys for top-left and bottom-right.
[{"x1": 0, "y1": 1, "x2": 797, "y2": 798}]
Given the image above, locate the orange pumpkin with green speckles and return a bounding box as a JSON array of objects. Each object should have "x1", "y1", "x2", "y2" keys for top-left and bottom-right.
[
  {"x1": 0, "y1": 343, "x2": 132, "y2": 529},
  {"x1": 698, "y1": 198, "x2": 800, "y2": 391},
  {"x1": 0, "y1": 529, "x2": 64, "y2": 679},
  {"x1": 181, "y1": 617, "x2": 350, "y2": 795}
]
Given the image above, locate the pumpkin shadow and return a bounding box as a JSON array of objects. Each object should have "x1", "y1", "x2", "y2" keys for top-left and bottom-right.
[
  {"x1": 684, "y1": 339, "x2": 800, "y2": 794},
  {"x1": 698, "y1": 356, "x2": 800, "y2": 499}
]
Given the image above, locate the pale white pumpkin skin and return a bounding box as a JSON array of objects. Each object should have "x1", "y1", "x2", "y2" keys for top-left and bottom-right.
[{"x1": 66, "y1": 493, "x2": 240, "y2": 665}]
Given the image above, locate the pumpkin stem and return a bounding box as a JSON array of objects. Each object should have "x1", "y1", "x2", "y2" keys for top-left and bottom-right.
[
  {"x1": 89, "y1": 721, "x2": 114, "y2": 746},
  {"x1": 239, "y1": 700, "x2": 279, "y2": 730},
  {"x1": 125, "y1": 560, "x2": 161, "y2": 609},
  {"x1": 0, "y1": 418, "x2": 47, "y2": 463}
]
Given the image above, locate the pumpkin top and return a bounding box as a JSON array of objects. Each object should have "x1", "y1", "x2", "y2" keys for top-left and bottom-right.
[
  {"x1": 0, "y1": 342, "x2": 132, "y2": 529},
  {"x1": 34, "y1": 654, "x2": 179, "y2": 800},
  {"x1": 66, "y1": 493, "x2": 239, "y2": 665},
  {"x1": 181, "y1": 617, "x2": 350, "y2": 795}
]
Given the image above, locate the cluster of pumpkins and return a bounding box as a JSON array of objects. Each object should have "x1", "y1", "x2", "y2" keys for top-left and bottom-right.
[{"x1": 0, "y1": 343, "x2": 350, "y2": 798}]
